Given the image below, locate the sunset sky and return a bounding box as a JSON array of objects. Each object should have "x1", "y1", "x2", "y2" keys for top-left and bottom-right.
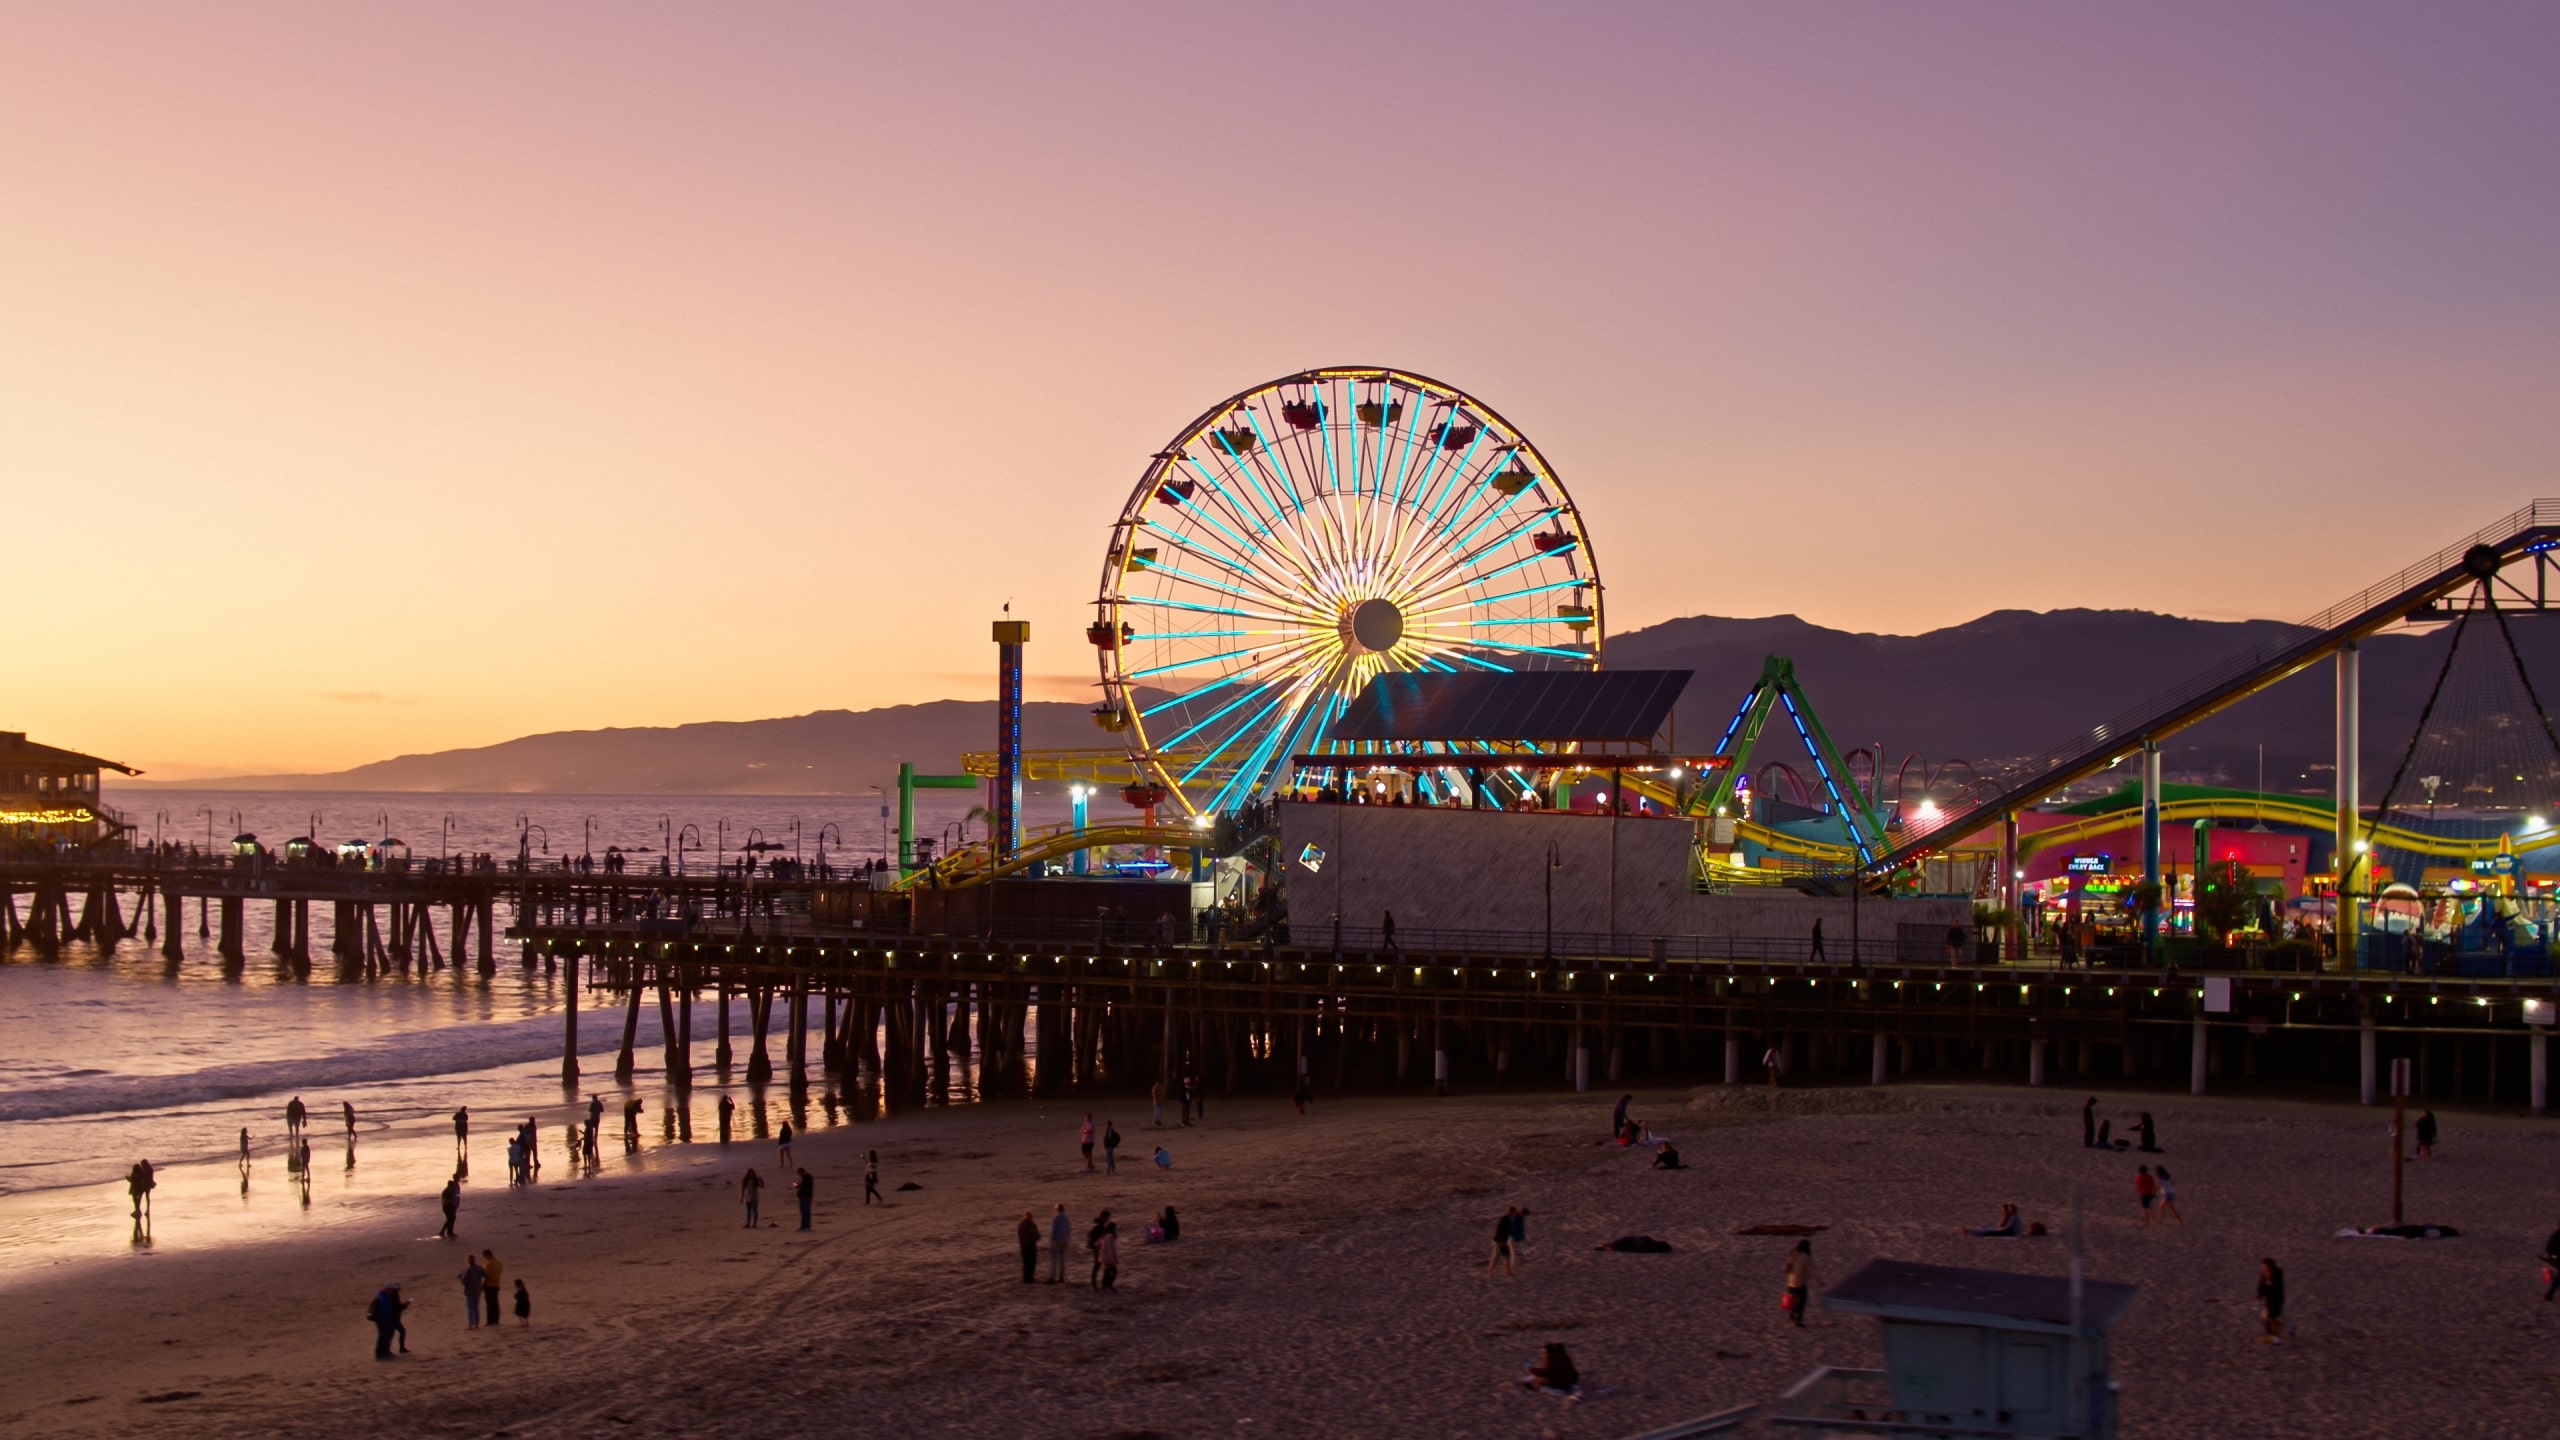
[{"x1": 9, "y1": 3, "x2": 2558, "y2": 777}]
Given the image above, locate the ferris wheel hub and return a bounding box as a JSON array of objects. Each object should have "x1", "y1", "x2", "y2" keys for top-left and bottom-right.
[{"x1": 1346, "y1": 598, "x2": 1406, "y2": 655}]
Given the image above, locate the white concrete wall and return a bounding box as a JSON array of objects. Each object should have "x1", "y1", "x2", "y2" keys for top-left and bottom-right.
[{"x1": 1276, "y1": 801, "x2": 1970, "y2": 953}]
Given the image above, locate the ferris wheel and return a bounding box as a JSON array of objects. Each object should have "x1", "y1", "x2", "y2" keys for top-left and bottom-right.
[{"x1": 1091, "y1": 366, "x2": 1603, "y2": 818}]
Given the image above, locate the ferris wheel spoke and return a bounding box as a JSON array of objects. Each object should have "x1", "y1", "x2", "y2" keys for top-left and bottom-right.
[
  {"x1": 1135, "y1": 631, "x2": 1337, "y2": 716},
  {"x1": 1391, "y1": 631, "x2": 1515, "y2": 673},
  {"x1": 1140, "y1": 513, "x2": 1316, "y2": 610},
  {"x1": 1120, "y1": 595, "x2": 1302, "y2": 624},
  {"x1": 1402, "y1": 513, "x2": 1568, "y2": 608}
]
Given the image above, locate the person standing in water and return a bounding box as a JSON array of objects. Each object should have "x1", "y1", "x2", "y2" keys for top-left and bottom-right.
[
  {"x1": 718, "y1": 1094, "x2": 735, "y2": 1144},
  {"x1": 286, "y1": 1096, "x2": 306, "y2": 1142},
  {"x1": 1784, "y1": 1240, "x2": 1817, "y2": 1327}
]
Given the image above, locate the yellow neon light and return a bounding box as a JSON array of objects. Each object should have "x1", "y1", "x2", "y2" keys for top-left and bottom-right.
[{"x1": 0, "y1": 807, "x2": 94, "y2": 825}]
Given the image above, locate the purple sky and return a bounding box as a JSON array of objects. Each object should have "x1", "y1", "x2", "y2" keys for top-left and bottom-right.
[{"x1": 6, "y1": 3, "x2": 2557, "y2": 773}]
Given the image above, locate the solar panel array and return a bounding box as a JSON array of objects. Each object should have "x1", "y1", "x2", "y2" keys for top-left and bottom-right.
[{"x1": 1326, "y1": 670, "x2": 1693, "y2": 744}]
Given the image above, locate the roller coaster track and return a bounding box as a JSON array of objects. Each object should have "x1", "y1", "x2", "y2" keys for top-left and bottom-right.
[
  {"x1": 2014, "y1": 795, "x2": 2560, "y2": 863},
  {"x1": 1873, "y1": 499, "x2": 2560, "y2": 875},
  {"x1": 896, "y1": 821, "x2": 1187, "y2": 890}
]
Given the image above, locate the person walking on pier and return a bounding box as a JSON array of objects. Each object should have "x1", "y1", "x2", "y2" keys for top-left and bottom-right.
[
  {"x1": 1018, "y1": 1211, "x2": 1042, "y2": 1282},
  {"x1": 1382, "y1": 909, "x2": 1398, "y2": 954},
  {"x1": 439, "y1": 1174, "x2": 461, "y2": 1239},
  {"x1": 740, "y1": 1167, "x2": 764, "y2": 1227},
  {"x1": 1048, "y1": 1203, "x2": 1071, "y2": 1282},
  {"x1": 1809, "y1": 919, "x2": 1826, "y2": 963}
]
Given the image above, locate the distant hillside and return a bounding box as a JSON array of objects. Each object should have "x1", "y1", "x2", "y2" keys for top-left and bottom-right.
[
  {"x1": 129, "y1": 609, "x2": 2560, "y2": 800},
  {"x1": 1624, "y1": 608, "x2": 2560, "y2": 801},
  {"x1": 143, "y1": 702, "x2": 1105, "y2": 794}
]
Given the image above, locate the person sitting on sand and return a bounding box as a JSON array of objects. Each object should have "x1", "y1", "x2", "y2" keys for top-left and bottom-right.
[
  {"x1": 1965, "y1": 1203, "x2": 2024, "y2": 1237},
  {"x1": 1151, "y1": 1205, "x2": 1180, "y2": 1242},
  {"x1": 1652, "y1": 1141, "x2": 1683, "y2": 1170},
  {"x1": 1520, "y1": 1342, "x2": 1580, "y2": 1395}
]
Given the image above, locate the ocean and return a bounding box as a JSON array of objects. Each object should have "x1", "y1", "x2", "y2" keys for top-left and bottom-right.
[{"x1": 0, "y1": 786, "x2": 1074, "y2": 1271}]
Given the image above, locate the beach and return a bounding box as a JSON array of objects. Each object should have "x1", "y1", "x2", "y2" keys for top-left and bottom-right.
[{"x1": 3, "y1": 1082, "x2": 2555, "y2": 1438}]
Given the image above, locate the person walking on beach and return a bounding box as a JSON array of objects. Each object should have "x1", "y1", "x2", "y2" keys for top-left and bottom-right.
[
  {"x1": 453, "y1": 1106, "x2": 470, "y2": 1159},
  {"x1": 2132, "y1": 1111, "x2": 2160, "y2": 1154},
  {"x1": 238, "y1": 1127, "x2": 251, "y2": 1168},
  {"x1": 740, "y1": 1167, "x2": 764, "y2": 1227},
  {"x1": 588, "y1": 1092, "x2": 605, "y2": 1142},
  {"x1": 2256, "y1": 1259, "x2": 2286, "y2": 1342},
  {"x1": 864, "y1": 1150, "x2": 882, "y2": 1206},
  {"x1": 2082, "y1": 1097, "x2": 2097, "y2": 1149},
  {"x1": 1080, "y1": 1114, "x2": 1097, "y2": 1171},
  {"x1": 621, "y1": 1097, "x2": 643, "y2": 1151},
  {"x1": 459, "y1": 1253, "x2": 486, "y2": 1329},
  {"x1": 1097, "y1": 1221, "x2": 1120, "y2": 1291},
  {"x1": 1611, "y1": 1093, "x2": 1631, "y2": 1139},
  {"x1": 2540, "y1": 1223, "x2": 2560, "y2": 1302},
  {"x1": 1103, "y1": 1120, "x2": 1121, "y2": 1175},
  {"x1": 1087, "y1": 1209, "x2": 1113, "y2": 1287},
  {"x1": 1488, "y1": 1207, "x2": 1521, "y2": 1277},
  {"x1": 1151, "y1": 1079, "x2": 1164, "y2": 1128},
  {"x1": 439, "y1": 1175, "x2": 461, "y2": 1239},
  {"x1": 343, "y1": 1101, "x2": 358, "y2": 1143},
  {"x1": 1783, "y1": 1240, "x2": 1817, "y2": 1327},
  {"x1": 1048, "y1": 1203, "x2": 1071, "y2": 1283},
  {"x1": 367, "y1": 1283, "x2": 408, "y2": 1358},
  {"x1": 479, "y1": 1250, "x2": 504, "y2": 1326},
  {"x1": 1763, "y1": 1040, "x2": 1785, "y2": 1088},
  {"x1": 1017, "y1": 1211, "x2": 1042, "y2": 1282},
  {"x1": 794, "y1": 1168, "x2": 815, "y2": 1231},
  {"x1": 2135, "y1": 1165, "x2": 2160, "y2": 1225},
  {"x1": 1180, "y1": 1074, "x2": 1195, "y2": 1126},
  {"x1": 777, "y1": 1120, "x2": 795, "y2": 1169},
  {"x1": 2155, "y1": 1166, "x2": 2183, "y2": 1225},
  {"x1": 1189, "y1": 1073, "x2": 1203, "y2": 1122},
  {"x1": 512, "y1": 1278, "x2": 531, "y2": 1327},
  {"x1": 286, "y1": 1095, "x2": 307, "y2": 1141},
  {"x1": 2416, "y1": 1109, "x2": 2438, "y2": 1159},
  {"x1": 126, "y1": 1159, "x2": 155, "y2": 1229},
  {"x1": 718, "y1": 1093, "x2": 735, "y2": 1144}
]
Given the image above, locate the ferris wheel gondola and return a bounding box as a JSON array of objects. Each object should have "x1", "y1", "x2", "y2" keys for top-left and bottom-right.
[{"x1": 1092, "y1": 366, "x2": 1603, "y2": 818}]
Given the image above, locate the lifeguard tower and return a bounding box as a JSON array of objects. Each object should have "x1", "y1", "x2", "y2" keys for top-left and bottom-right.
[{"x1": 1770, "y1": 1259, "x2": 2137, "y2": 1440}]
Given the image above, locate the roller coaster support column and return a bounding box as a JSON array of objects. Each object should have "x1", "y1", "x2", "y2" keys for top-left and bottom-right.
[
  {"x1": 992, "y1": 620, "x2": 1028, "y2": 863},
  {"x1": 897, "y1": 762, "x2": 979, "y2": 879},
  {"x1": 2141, "y1": 741, "x2": 2163, "y2": 960},
  {"x1": 2336, "y1": 642, "x2": 2362, "y2": 969},
  {"x1": 2002, "y1": 812, "x2": 2021, "y2": 963}
]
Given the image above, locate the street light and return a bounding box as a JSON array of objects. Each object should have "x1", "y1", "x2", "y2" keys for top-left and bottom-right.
[
  {"x1": 1544, "y1": 840, "x2": 1563, "y2": 963},
  {"x1": 867, "y1": 785, "x2": 889, "y2": 870},
  {"x1": 676, "y1": 823, "x2": 702, "y2": 876},
  {"x1": 441, "y1": 814, "x2": 457, "y2": 864},
  {"x1": 817, "y1": 823, "x2": 842, "y2": 879},
  {"x1": 583, "y1": 814, "x2": 596, "y2": 863}
]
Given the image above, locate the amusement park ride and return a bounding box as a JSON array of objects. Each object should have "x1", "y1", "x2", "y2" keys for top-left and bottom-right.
[{"x1": 906, "y1": 363, "x2": 2560, "y2": 973}]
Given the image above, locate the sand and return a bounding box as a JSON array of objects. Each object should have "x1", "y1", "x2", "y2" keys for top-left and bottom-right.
[{"x1": 3, "y1": 1082, "x2": 2556, "y2": 1438}]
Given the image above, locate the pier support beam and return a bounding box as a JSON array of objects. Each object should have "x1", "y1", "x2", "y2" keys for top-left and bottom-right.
[
  {"x1": 2191, "y1": 1015, "x2": 2208, "y2": 1096},
  {"x1": 1871, "y1": 1031, "x2": 1888, "y2": 1086},
  {"x1": 2028, "y1": 1038, "x2": 2046, "y2": 1087},
  {"x1": 161, "y1": 890, "x2": 184, "y2": 961},
  {"x1": 2337, "y1": 642, "x2": 2362, "y2": 967},
  {"x1": 2361, "y1": 1012, "x2": 2378, "y2": 1105},
  {"x1": 562, "y1": 951, "x2": 580, "y2": 1085},
  {"x1": 616, "y1": 971, "x2": 642, "y2": 1082},
  {"x1": 218, "y1": 897, "x2": 244, "y2": 961},
  {"x1": 1724, "y1": 1033, "x2": 1740, "y2": 1085},
  {"x1": 2531, "y1": 1030, "x2": 2547, "y2": 1115}
]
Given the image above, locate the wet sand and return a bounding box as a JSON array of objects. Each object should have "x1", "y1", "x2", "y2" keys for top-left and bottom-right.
[{"x1": 3, "y1": 1083, "x2": 2555, "y2": 1438}]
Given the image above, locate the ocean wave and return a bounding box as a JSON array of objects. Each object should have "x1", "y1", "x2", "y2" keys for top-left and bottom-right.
[{"x1": 0, "y1": 1007, "x2": 671, "y2": 1123}]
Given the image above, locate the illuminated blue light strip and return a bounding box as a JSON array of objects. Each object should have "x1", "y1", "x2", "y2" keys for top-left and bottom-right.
[
  {"x1": 1157, "y1": 678, "x2": 1283, "y2": 749},
  {"x1": 1125, "y1": 643, "x2": 1279, "y2": 681}
]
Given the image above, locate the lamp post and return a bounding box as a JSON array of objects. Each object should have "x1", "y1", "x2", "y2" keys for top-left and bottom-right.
[
  {"x1": 867, "y1": 786, "x2": 889, "y2": 871},
  {"x1": 441, "y1": 814, "x2": 457, "y2": 865},
  {"x1": 716, "y1": 819, "x2": 728, "y2": 876},
  {"x1": 790, "y1": 815, "x2": 802, "y2": 866},
  {"x1": 675, "y1": 823, "x2": 702, "y2": 876},
  {"x1": 817, "y1": 823, "x2": 842, "y2": 879},
  {"x1": 744, "y1": 827, "x2": 767, "y2": 879},
  {"x1": 1544, "y1": 839, "x2": 1563, "y2": 963},
  {"x1": 196, "y1": 807, "x2": 213, "y2": 934},
  {"x1": 1070, "y1": 783, "x2": 1091, "y2": 876},
  {"x1": 583, "y1": 814, "x2": 596, "y2": 865}
]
